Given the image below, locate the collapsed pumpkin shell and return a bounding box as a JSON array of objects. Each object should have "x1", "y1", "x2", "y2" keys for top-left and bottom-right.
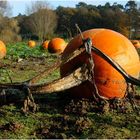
[
  {"x1": 28, "y1": 40, "x2": 36, "y2": 48},
  {"x1": 48, "y1": 38, "x2": 67, "y2": 53},
  {"x1": 0, "y1": 40, "x2": 6, "y2": 59},
  {"x1": 60, "y1": 29, "x2": 140, "y2": 99}
]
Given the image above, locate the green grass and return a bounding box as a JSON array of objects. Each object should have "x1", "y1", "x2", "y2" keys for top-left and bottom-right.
[
  {"x1": 0, "y1": 42, "x2": 139, "y2": 139},
  {"x1": 1, "y1": 42, "x2": 59, "y2": 83},
  {"x1": 6, "y1": 42, "x2": 47, "y2": 59}
]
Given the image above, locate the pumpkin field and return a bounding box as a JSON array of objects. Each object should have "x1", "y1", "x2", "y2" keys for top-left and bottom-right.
[
  {"x1": 0, "y1": 39, "x2": 139, "y2": 139},
  {"x1": 0, "y1": 0, "x2": 140, "y2": 139}
]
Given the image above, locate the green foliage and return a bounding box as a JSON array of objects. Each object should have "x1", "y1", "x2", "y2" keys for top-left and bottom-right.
[
  {"x1": 125, "y1": 0, "x2": 140, "y2": 39},
  {"x1": 56, "y1": 2, "x2": 130, "y2": 38},
  {"x1": 6, "y1": 42, "x2": 48, "y2": 60},
  {"x1": 0, "y1": 42, "x2": 59, "y2": 83},
  {"x1": 0, "y1": 1, "x2": 140, "y2": 42}
]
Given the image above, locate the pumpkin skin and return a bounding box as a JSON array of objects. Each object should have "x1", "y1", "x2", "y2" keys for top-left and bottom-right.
[
  {"x1": 131, "y1": 40, "x2": 140, "y2": 49},
  {"x1": 42, "y1": 40, "x2": 49, "y2": 49},
  {"x1": 48, "y1": 38, "x2": 66, "y2": 53},
  {"x1": 28, "y1": 40, "x2": 36, "y2": 48},
  {"x1": 60, "y1": 29, "x2": 140, "y2": 99},
  {"x1": 0, "y1": 40, "x2": 6, "y2": 59}
]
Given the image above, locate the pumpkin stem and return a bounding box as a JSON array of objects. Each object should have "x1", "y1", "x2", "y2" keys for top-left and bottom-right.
[{"x1": 75, "y1": 24, "x2": 84, "y2": 41}]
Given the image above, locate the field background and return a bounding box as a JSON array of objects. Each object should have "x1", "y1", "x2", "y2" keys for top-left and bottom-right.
[{"x1": 0, "y1": 42, "x2": 139, "y2": 139}]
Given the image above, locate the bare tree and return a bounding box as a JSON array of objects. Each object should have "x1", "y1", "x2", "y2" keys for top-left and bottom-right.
[
  {"x1": 26, "y1": 1, "x2": 50, "y2": 15},
  {"x1": 26, "y1": 1, "x2": 57, "y2": 41}
]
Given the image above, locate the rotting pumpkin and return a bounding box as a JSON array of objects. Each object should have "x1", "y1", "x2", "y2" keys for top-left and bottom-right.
[
  {"x1": 60, "y1": 29, "x2": 140, "y2": 99},
  {"x1": 0, "y1": 40, "x2": 6, "y2": 59},
  {"x1": 48, "y1": 38, "x2": 67, "y2": 53}
]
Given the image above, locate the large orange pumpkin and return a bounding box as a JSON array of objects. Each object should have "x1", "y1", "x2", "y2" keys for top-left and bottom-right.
[
  {"x1": 42, "y1": 40, "x2": 49, "y2": 49},
  {"x1": 28, "y1": 40, "x2": 36, "y2": 48},
  {"x1": 48, "y1": 38, "x2": 67, "y2": 53},
  {"x1": 0, "y1": 40, "x2": 6, "y2": 59},
  {"x1": 60, "y1": 29, "x2": 140, "y2": 99}
]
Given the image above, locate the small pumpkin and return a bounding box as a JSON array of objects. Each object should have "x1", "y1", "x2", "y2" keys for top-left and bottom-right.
[
  {"x1": 131, "y1": 40, "x2": 140, "y2": 48},
  {"x1": 42, "y1": 40, "x2": 49, "y2": 49},
  {"x1": 0, "y1": 40, "x2": 6, "y2": 59},
  {"x1": 28, "y1": 40, "x2": 36, "y2": 48},
  {"x1": 48, "y1": 38, "x2": 67, "y2": 53},
  {"x1": 60, "y1": 29, "x2": 140, "y2": 99}
]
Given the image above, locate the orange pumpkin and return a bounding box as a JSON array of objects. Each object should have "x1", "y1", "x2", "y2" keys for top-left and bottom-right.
[
  {"x1": 0, "y1": 40, "x2": 6, "y2": 59},
  {"x1": 131, "y1": 40, "x2": 140, "y2": 48},
  {"x1": 48, "y1": 38, "x2": 67, "y2": 53},
  {"x1": 60, "y1": 29, "x2": 140, "y2": 99},
  {"x1": 42, "y1": 40, "x2": 49, "y2": 49},
  {"x1": 28, "y1": 40, "x2": 36, "y2": 48}
]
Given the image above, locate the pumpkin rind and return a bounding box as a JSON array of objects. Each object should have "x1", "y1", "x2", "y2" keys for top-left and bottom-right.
[
  {"x1": 0, "y1": 40, "x2": 6, "y2": 59},
  {"x1": 60, "y1": 29, "x2": 140, "y2": 99}
]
